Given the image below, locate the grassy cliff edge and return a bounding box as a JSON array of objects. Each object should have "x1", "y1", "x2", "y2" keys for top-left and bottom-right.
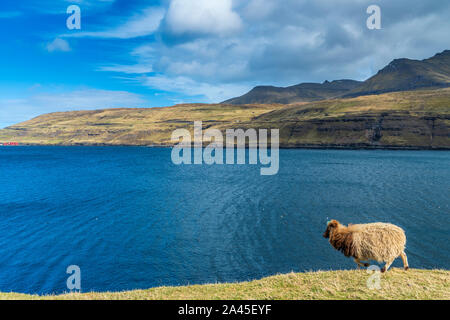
[{"x1": 1, "y1": 269, "x2": 448, "y2": 300}]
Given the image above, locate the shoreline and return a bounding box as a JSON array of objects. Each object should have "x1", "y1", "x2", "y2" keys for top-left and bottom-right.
[{"x1": 1, "y1": 143, "x2": 449, "y2": 150}]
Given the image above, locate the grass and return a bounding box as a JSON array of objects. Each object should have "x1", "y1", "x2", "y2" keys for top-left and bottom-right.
[{"x1": 1, "y1": 268, "x2": 448, "y2": 300}]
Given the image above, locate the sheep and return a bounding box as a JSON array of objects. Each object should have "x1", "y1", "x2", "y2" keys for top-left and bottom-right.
[{"x1": 323, "y1": 220, "x2": 409, "y2": 272}]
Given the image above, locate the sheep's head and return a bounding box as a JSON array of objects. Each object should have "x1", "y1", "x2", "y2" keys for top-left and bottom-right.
[{"x1": 323, "y1": 220, "x2": 339, "y2": 238}]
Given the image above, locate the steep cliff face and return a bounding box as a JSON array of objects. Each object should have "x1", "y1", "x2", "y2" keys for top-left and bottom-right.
[{"x1": 262, "y1": 112, "x2": 449, "y2": 148}]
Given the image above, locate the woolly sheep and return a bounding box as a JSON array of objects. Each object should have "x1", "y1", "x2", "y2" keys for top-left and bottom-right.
[{"x1": 323, "y1": 220, "x2": 409, "y2": 272}]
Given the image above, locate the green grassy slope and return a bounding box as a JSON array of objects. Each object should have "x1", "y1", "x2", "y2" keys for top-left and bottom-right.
[
  {"x1": 0, "y1": 88, "x2": 449, "y2": 148},
  {"x1": 1, "y1": 269, "x2": 448, "y2": 300}
]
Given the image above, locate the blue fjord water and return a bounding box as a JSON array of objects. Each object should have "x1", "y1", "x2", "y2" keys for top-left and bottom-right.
[{"x1": 0, "y1": 147, "x2": 448, "y2": 294}]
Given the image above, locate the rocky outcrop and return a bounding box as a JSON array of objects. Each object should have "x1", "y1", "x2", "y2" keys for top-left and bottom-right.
[{"x1": 267, "y1": 112, "x2": 450, "y2": 149}]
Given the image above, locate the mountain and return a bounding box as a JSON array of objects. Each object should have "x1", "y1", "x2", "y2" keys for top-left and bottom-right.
[
  {"x1": 224, "y1": 50, "x2": 450, "y2": 104},
  {"x1": 1, "y1": 88, "x2": 449, "y2": 149},
  {"x1": 223, "y1": 79, "x2": 362, "y2": 105},
  {"x1": 1, "y1": 50, "x2": 449, "y2": 149},
  {"x1": 344, "y1": 50, "x2": 450, "y2": 97}
]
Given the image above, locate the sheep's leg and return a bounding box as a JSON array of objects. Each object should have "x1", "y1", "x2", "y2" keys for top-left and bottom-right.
[
  {"x1": 381, "y1": 259, "x2": 394, "y2": 273},
  {"x1": 400, "y1": 252, "x2": 409, "y2": 271},
  {"x1": 361, "y1": 260, "x2": 370, "y2": 267},
  {"x1": 354, "y1": 258, "x2": 369, "y2": 269}
]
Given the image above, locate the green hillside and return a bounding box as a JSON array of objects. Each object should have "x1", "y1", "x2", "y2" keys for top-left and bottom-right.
[
  {"x1": 1, "y1": 269, "x2": 448, "y2": 300},
  {"x1": 0, "y1": 88, "x2": 449, "y2": 148}
]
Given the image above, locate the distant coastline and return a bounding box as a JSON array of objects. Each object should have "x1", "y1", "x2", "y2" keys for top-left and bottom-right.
[
  {"x1": 1, "y1": 88, "x2": 449, "y2": 149},
  {"x1": 2, "y1": 143, "x2": 449, "y2": 150}
]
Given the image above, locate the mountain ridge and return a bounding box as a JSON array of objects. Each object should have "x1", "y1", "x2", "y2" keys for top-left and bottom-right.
[
  {"x1": 223, "y1": 79, "x2": 362, "y2": 104},
  {"x1": 1, "y1": 50, "x2": 449, "y2": 149}
]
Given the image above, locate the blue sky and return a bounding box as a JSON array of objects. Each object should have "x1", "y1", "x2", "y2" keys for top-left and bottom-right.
[{"x1": 0, "y1": 0, "x2": 449, "y2": 128}]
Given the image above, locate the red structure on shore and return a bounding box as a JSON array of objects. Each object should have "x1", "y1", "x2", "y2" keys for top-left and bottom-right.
[{"x1": 0, "y1": 142, "x2": 19, "y2": 146}]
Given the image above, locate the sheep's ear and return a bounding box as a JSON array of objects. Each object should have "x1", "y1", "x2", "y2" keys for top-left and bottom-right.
[{"x1": 328, "y1": 220, "x2": 339, "y2": 228}]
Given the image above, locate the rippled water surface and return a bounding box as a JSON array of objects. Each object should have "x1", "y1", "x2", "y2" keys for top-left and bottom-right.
[{"x1": 0, "y1": 147, "x2": 448, "y2": 294}]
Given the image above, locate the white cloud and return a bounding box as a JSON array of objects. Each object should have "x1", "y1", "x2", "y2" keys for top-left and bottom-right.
[
  {"x1": 63, "y1": 0, "x2": 115, "y2": 3},
  {"x1": 46, "y1": 38, "x2": 71, "y2": 52},
  {"x1": 97, "y1": 64, "x2": 153, "y2": 74},
  {"x1": 164, "y1": 0, "x2": 242, "y2": 36},
  {"x1": 64, "y1": 7, "x2": 165, "y2": 39},
  {"x1": 131, "y1": 45, "x2": 156, "y2": 57},
  {"x1": 0, "y1": 89, "x2": 146, "y2": 128},
  {"x1": 142, "y1": 75, "x2": 250, "y2": 102},
  {"x1": 93, "y1": 0, "x2": 450, "y2": 103}
]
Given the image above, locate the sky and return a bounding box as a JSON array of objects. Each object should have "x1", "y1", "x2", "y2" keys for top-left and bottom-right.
[{"x1": 0, "y1": 0, "x2": 449, "y2": 128}]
